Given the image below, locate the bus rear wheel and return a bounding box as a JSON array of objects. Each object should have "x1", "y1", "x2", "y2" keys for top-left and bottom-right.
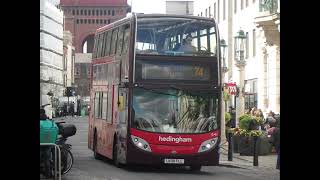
[
  {"x1": 93, "y1": 132, "x2": 103, "y2": 160},
  {"x1": 190, "y1": 165, "x2": 202, "y2": 171}
]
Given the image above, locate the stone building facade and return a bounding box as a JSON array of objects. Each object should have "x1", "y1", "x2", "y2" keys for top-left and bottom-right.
[{"x1": 194, "y1": 0, "x2": 280, "y2": 118}]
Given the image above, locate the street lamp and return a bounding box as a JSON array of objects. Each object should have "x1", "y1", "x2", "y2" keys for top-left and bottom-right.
[
  {"x1": 234, "y1": 29, "x2": 247, "y2": 66},
  {"x1": 220, "y1": 39, "x2": 228, "y2": 143},
  {"x1": 220, "y1": 39, "x2": 228, "y2": 73},
  {"x1": 234, "y1": 29, "x2": 247, "y2": 126}
]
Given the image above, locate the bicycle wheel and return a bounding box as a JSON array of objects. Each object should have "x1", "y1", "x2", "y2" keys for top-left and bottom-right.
[{"x1": 61, "y1": 149, "x2": 74, "y2": 174}]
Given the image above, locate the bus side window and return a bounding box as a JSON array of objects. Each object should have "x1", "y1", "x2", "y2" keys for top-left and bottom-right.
[
  {"x1": 104, "y1": 30, "x2": 112, "y2": 57},
  {"x1": 93, "y1": 35, "x2": 99, "y2": 58},
  {"x1": 102, "y1": 92, "x2": 108, "y2": 120},
  {"x1": 116, "y1": 26, "x2": 124, "y2": 56},
  {"x1": 97, "y1": 33, "x2": 105, "y2": 58},
  {"x1": 122, "y1": 24, "x2": 131, "y2": 55},
  {"x1": 100, "y1": 32, "x2": 108, "y2": 57},
  {"x1": 110, "y1": 28, "x2": 119, "y2": 55}
]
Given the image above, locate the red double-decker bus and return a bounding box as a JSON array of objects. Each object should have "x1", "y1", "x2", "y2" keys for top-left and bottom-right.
[{"x1": 88, "y1": 13, "x2": 223, "y2": 171}]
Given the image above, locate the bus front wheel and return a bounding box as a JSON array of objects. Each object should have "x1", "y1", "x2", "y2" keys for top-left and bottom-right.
[{"x1": 93, "y1": 132, "x2": 103, "y2": 160}]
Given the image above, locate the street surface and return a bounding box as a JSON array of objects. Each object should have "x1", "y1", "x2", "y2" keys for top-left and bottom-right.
[{"x1": 54, "y1": 116, "x2": 279, "y2": 180}]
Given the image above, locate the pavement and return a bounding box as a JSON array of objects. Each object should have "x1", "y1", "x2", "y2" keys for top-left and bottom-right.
[
  {"x1": 218, "y1": 141, "x2": 279, "y2": 171},
  {"x1": 50, "y1": 116, "x2": 280, "y2": 179},
  {"x1": 55, "y1": 116, "x2": 279, "y2": 172}
]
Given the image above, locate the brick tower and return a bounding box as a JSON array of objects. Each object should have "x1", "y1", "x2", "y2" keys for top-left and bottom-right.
[{"x1": 60, "y1": 0, "x2": 130, "y2": 53}]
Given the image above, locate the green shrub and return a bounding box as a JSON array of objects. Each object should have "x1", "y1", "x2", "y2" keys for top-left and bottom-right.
[
  {"x1": 239, "y1": 114, "x2": 253, "y2": 131},
  {"x1": 225, "y1": 112, "x2": 231, "y2": 122}
]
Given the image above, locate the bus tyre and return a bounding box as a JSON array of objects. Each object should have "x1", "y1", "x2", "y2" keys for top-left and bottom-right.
[
  {"x1": 113, "y1": 139, "x2": 121, "y2": 168},
  {"x1": 190, "y1": 165, "x2": 202, "y2": 171},
  {"x1": 93, "y1": 133, "x2": 103, "y2": 160}
]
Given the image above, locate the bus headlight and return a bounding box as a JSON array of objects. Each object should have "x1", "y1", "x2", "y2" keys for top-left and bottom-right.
[
  {"x1": 131, "y1": 135, "x2": 152, "y2": 152},
  {"x1": 198, "y1": 137, "x2": 218, "y2": 153}
]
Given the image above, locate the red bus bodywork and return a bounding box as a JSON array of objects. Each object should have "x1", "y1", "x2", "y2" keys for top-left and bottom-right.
[{"x1": 88, "y1": 13, "x2": 222, "y2": 169}]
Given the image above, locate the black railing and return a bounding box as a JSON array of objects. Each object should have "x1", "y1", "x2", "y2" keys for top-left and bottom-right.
[{"x1": 259, "y1": 0, "x2": 278, "y2": 14}]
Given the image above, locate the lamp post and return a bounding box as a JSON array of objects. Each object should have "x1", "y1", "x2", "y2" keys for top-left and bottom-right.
[
  {"x1": 234, "y1": 29, "x2": 247, "y2": 127},
  {"x1": 220, "y1": 39, "x2": 228, "y2": 143}
]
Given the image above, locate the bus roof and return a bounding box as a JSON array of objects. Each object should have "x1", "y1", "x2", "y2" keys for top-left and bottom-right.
[{"x1": 96, "y1": 13, "x2": 216, "y2": 34}]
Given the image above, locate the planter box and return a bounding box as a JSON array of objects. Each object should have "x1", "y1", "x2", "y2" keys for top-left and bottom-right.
[
  {"x1": 232, "y1": 135, "x2": 240, "y2": 153},
  {"x1": 238, "y1": 136, "x2": 272, "y2": 156}
]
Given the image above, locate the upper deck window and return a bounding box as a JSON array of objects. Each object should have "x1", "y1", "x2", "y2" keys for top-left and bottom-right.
[{"x1": 136, "y1": 17, "x2": 217, "y2": 57}]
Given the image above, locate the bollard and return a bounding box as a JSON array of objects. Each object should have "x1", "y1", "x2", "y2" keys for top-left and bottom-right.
[
  {"x1": 253, "y1": 136, "x2": 258, "y2": 166},
  {"x1": 227, "y1": 132, "x2": 233, "y2": 161}
]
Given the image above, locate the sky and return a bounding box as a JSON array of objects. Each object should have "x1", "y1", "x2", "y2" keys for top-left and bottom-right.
[
  {"x1": 128, "y1": 0, "x2": 166, "y2": 14},
  {"x1": 128, "y1": 0, "x2": 204, "y2": 14}
]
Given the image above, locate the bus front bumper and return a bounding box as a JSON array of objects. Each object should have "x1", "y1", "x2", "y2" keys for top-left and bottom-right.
[{"x1": 126, "y1": 140, "x2": 220, "y2": 166}]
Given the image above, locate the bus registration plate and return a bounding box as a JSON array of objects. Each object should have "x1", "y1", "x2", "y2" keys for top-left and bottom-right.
[{"x1": 164, "y1": 159, "x2": 184, "y2": 164}]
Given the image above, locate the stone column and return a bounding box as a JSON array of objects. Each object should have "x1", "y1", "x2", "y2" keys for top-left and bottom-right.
[
  {"x1": 256, "y1": 28, "x2": 268, "y2": 113},
  {"x1": 235, "y1": 63, "x2": 246, "y2": 126}
]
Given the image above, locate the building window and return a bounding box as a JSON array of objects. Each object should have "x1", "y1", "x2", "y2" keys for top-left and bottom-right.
[
  {"x1": 76, "y1": 19, "x2": 79, "y2": 24},
  {"x1": 234, "y1": 0, "x2": 237, "y2": 14},
  {"x1": 218, "y1": 0, "x2": 220, "y2": 22},
  {"x1": 96, "y1": 19, "x2": 99, "y2": 24},
  {"x1": 253, "y1": 29, "x2": 256, "y2": 57},
  {"x1": 88, "y1": 9, "x2": 91, "y2": 15},
  {"x1": 72, "y1": 9, "x2": 75, "y2": 15},
  {"x1": 80, "y1": 19, "x2": 83, "y2": 24},
  {"x1": 92, "y1": 9, "x2": 95, "y2": 15},
  {"x1": 112, "y1": 10, "x2": 115, "y2": 16},
  {"x1": 244, "y1": 79, "x2": 258, "y2": 111},
  {"x1": 100, "y1": 19, "x2": 103, "y2": 24},
  {"x1": 104, "y1": 19, "x2": 107, "y2": 24},
  {"x1": 75, "y1": 66, "x2": 80, "y2": 75},
  {"x1": 88, "y1": 19, "x2": 91, "y2": 24},
  {"x1": 246, "y1": 32, "x2": 249, "y2": 59},
  {"x1": 209, "y1": 6, "x2": 212, "y2": 18},
  {"x1": 84, "y1": 19, "x2": 87, "y2": 24},
  {"x1": 100, "y1": 10, "x2": 103, "y2": 16},
  {"x1": 87, "y1": 66, "x2": 91, "y2": 75},
  {"x1": 108, "y1": 10, "x2": 111, "y2": 15},
  {"x1": 80, "y1": 9, "x2": 83, "y2": 15},
  {"x1": 223, "y1": 0, "x2": 226, "y2": 20},
  {"x1": 84, "y1": 9, "x2": 87, "y2": 15},
  {"x1": 108, "y1": 19, "x2": 111, "y2": 24},
  {"x1": 96, "y1": 10, "x2": 99, "y2": 16},
  {"x1": 246, "y1": 0, "x2": 249, "y2": 7},
  {"x1": 214, "y1": 3, "x2": 216, "y2": 19},
  {"x1": 104, "y1": 10, "x2": 107, "y2": 15},
  {"x1": 76, "y1": 9, "x2": 79, "y2": 15}
]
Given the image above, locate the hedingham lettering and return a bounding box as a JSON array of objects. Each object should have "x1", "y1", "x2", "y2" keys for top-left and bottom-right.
[{"x1": 158, "y1": 136, "x2": 192, "y2": 143}]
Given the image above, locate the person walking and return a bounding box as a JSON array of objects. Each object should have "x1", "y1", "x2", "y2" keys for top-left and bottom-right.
[
  {"x1": 270, "y1": 124, "x2": 280, "y2": 170},
  {"x1": 70, "y1": 102, "x2": 75, "y2": 117},
  {"x1": 63, "y1": 103, "x2": 68, "y2": 117}
]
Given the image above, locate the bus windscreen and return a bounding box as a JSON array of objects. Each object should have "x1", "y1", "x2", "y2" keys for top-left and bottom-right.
[{"x1": 136, "y1": 17, "x2": 217, "y2": 57}]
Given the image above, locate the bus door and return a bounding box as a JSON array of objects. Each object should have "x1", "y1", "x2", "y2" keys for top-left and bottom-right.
[{"x1": 116, "y1": 87, "x2": 128, "y2": 163}]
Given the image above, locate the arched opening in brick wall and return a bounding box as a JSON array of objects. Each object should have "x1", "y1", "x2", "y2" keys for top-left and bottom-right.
[{"x1": 82, "y1": 34, "x2": 95, "y2": 53}]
